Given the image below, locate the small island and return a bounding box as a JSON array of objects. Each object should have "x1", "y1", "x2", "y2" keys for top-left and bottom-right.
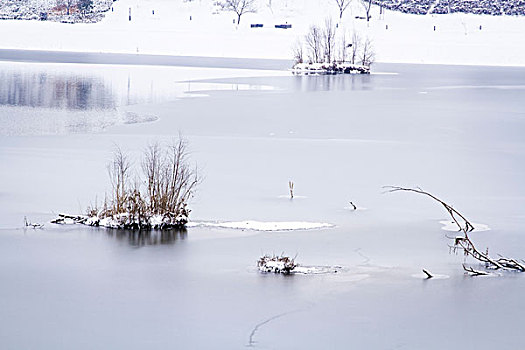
[
  {"x1": 52, "y1": 138, "x2": 199, "y2": 230},
  {"x1": 291, "y1": 18, "x2": 374, "y2": 75}
]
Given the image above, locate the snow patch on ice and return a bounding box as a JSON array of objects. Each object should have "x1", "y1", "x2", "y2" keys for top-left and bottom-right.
[
  {"x1": 292, "y1": 265, "x2": 344, "y2": 274},
  {"x1": 412, "y1": 272, "x2": 450, "y2": 280},
  {"x1": 343, "y1": 206, "x2": 367, "y2": 211},
  {"x1": 440, "y1": 220, "x2": 490, "y2": 232},
  {"x1": 277, "y1": 194, "x2": 307, "y2": 199},
  {"x1": 187, "y1": 220, "x2": 334, "y2": 232}
]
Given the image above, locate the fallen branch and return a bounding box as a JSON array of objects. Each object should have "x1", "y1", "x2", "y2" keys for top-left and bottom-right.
[
  {"x1": 463, "y1": 264, "x2": 490, "y2": 276},
  {"x1": 386, "y1": 186, "x2": 524, "y2": 273},
  {"x1": 24, "y1": 216, "x2": 44, "y2": 229},
  {"x1": 422, "y1": 269, "x2": 433, "y2": 279}
]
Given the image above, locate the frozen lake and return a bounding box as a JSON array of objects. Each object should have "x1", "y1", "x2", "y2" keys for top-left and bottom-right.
[{"x1": 1, "y1": 57, "x2": 525, "y2": 349}]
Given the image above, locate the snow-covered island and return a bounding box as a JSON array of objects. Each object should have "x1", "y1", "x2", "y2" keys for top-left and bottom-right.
[
  {"x1": 51, "y1": 210, "x2": 189, "y2": 229},
  {"x1": 292, "y1": 62, "x2": 370, "y2": 75},
  {"x1": 51, "y1": 139, "x2": 198, "y2": 230}
]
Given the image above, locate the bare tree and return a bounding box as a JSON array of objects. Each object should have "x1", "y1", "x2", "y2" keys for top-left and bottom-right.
[
  {"x1": 222, "y1": 0, "x2": 257, "y2": 25},
  {"x1": 350, "y1": 32, "x2": 361, "y2": 64},
  {"x1": 385, "y1": 186, "x2": 525, "y2": 273},
  {"x1": 337, "y1": 31, "x2": 348, "y2": 63},
  {"x1": 323, "y1": 18, "x2": 337, "y2": 63},
  {"x1": 292, "y1": 39, "x2": 304, "y2": 64},
  {"x1": 360, "y1": 0, "x2": 372, "y2": 22},
  {"x1": 305, "y1": 25, "x2": 323, "y2": 63},
  {"x1": 142, "y1": 142, "x2": 163, "y2": 214},
  {"x1": 334, "y1": 0, "x2": 352, "y2": 20},
  {"x1": 360, "y1": 37, "x2": 375, "y2": 66},
  {"x1": 337, "y1": 31, "x2": 347, "y2": 63}
]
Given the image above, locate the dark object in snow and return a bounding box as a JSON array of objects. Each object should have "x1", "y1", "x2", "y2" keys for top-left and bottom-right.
[
  {"x1": 275, "y1": 24, "x2": 292, "y2": 29},
  {"x1": 385, "y1": 186, "x2": 525, "y2": 274},
  {"x1": 292, "y1": 62, "x2": 370, "y2": 75},
  {"x1": 51, "y1": 207, "x2": 189, "y2": 230},
  {"x1": 24, "y1": 216, "x2": 44, "y2": 229},
  {"x1": 349, "y1": 201, "x2": 357, "y2": 210},
  {"x1": 463, "y1": 264, "x2": 490, "y2": 276},
  {"x1": 422, "y1": 269, "x2": 433, "y2": 279},
  {"x1": 258, "y1": 255, "x2": 297, "y2": 274},
  {"x1": 50, "y1": 213, "x2": 88, "y2": 225},
  {"x1": 250, "y1": 23, "x2": 263, "y2": 28}
]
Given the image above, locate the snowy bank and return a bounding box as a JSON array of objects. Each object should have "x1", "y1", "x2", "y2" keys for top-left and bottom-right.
[{"x1": 0, "y1": 0, "x2": 524, "y2": 66}]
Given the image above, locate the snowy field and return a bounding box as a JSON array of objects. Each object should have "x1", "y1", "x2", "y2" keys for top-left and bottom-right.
[{"x1": 0, "y1": 0, "x2": 525, "y2": 66}]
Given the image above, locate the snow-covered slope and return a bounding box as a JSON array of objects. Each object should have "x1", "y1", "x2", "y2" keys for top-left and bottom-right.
[{"x1": 0, "y1": 0, "x2": 524, "y2": 66}]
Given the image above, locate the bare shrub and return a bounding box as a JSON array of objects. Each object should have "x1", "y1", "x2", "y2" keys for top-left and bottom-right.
[
  {"x1": 350, "y1": 32, "x2": 361, "y2": 64},
  {"x1": 360, "y1": 37, "x2": 375, "y2": 67},
  {"x1": 305, "y1": 25, "x2": 323, "y2": 63},
  {"x1": 90, "y1": 137, "x2": 199, "y2": 229},
  {"x1": 292, "y1": 39, "x2": 304, "y2": 64},
  {"x1": 323, "y1": 17, "x2": 337, "y2": 63}
]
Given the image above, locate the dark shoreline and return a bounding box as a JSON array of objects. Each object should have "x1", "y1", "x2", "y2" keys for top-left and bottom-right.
[{"x1": 0, "y1": 48, "x2": 293, "y2": 71}]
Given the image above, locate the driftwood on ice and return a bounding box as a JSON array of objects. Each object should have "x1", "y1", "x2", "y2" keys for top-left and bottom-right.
[{"x1": 385, "y1": 186, "x2": 525, "y2": 274}]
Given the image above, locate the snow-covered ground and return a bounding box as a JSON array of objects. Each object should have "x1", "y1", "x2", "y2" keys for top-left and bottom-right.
[{"x1": 0, "y1": 0, "x2": 524, "y2": 66}]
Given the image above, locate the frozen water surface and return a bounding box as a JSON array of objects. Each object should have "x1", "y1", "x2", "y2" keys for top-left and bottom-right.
[{"x1": 1, "y1": 57, "x2": 525, "y2": 349}]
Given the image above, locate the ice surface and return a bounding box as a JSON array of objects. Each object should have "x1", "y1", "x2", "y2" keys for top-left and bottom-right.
[{"x1": 1, "y1": 60, "x2": 524, "y2": 349}]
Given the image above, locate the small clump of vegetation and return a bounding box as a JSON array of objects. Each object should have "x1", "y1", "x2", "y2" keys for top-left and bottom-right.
[
  {"x1": 53, "y1": 138, "x2": 199, "y2": 230},
  {"x1": 258, "y1": 254, "x2": 298, "y2": 274}
]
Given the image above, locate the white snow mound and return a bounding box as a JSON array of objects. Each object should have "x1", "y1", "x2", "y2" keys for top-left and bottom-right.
[
  {"x1": 187, "y1": 220, "x2": 334, "y2": 232},
  {"x1": 440, "y1": 220, "x2": 490, "y2": 232}
]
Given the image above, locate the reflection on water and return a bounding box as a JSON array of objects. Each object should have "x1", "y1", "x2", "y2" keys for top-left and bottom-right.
[
  {"x1": 106, "y1": 228, "x2": 188, "y2": 247},
  {"x1": 0, "y1": 62, "x2": 175, "y2": 135},
  {"x1": 292, "y1": 73, "x2": 373, "y2": 92},
  {"x1": 0, "y1": 61, "x2": 284, "y2": 135},
  {"x1": 0, "y1": 71, "x2": 116, "y2": 110}
]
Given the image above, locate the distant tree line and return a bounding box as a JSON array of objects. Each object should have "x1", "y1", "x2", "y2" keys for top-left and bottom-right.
[{"x1": 373, "y1": 0, "x2": 525, "y2": 16}]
